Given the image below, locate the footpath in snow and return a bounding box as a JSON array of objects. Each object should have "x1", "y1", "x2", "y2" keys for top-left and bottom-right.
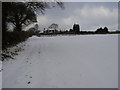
[{"x1": 3, "y1": 35, "x2": 118, "y2": 88}]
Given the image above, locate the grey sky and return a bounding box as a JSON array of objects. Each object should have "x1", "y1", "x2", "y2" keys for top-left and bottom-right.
[{"x1": 37, "y1": 2, "x2": 118, "y2": 31}]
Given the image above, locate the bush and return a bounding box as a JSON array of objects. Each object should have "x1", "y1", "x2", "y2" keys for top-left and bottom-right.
[
  {"x1": 95, "y1": 27, "x2": 109, "y2": 34},
  {"x1": 2, "y1": 31, "x2": 32, "y2": 50}
]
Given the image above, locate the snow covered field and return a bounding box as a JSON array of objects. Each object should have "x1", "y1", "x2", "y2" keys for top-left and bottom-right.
[{"x1": 3, "y1": 35, "x2": 118, "y2": 88}]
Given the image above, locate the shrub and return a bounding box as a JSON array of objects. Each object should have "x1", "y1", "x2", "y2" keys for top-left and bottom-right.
[{"x1": 2, "y1": 31, "x2": 32, "y2": 49}]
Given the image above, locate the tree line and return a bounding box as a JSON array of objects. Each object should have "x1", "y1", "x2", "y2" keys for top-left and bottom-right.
[{"x1": 41, "y1": 23, "x2": 120, "y2": 35}]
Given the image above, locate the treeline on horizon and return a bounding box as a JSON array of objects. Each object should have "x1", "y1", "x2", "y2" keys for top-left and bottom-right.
[{"x1": 41, "y1": 24, "x2": 120, "y2": 35}]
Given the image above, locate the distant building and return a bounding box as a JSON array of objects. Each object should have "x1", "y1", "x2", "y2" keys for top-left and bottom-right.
[
  {"x1": 49, "y1": 23, "x2": 58, "y2": 30},
  {"x1": 44, "y1": 23, "x2": 58, "y2": 34}
]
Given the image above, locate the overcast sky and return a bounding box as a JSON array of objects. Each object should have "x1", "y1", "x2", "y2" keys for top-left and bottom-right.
[{"x1": 37, "y1": 2, "x2": 118, "y2": 31}]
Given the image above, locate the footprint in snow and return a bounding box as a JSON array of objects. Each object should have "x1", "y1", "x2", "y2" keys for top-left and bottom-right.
[
  {"x1": 27, "y1": 81, "x2": 31, "y2": 84},
  {"x1": 0, "y1": 69, "x2": 3, "y2": 72}
]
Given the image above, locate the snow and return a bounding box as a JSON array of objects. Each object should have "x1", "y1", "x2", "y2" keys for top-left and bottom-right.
[{"x1": 3, "y1": 34, "x2": 118, "y2": 88}]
